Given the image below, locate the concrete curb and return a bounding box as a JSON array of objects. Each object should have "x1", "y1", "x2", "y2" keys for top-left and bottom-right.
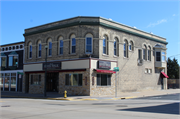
[{"x1": 1, "y1": 95, "x2": 137, "y2": 101}]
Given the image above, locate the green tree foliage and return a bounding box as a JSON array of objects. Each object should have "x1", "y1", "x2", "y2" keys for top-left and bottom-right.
[{"x1": 167, "y1": 57, "x2": 179, "y2": 79}]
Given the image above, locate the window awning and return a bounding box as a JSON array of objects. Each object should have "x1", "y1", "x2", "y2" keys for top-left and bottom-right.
[
  {"x1": 161, "y1": 72, "x2": 169, "y2": 78},
  {"x1": 95, "y1": 69, "x2": 116, "y2": 74}
]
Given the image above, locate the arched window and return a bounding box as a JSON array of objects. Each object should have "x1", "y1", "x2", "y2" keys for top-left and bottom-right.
[
  {"x1": 47, "y1": 38, "x2": 52, "y2": 56},
  {"x1": 129, "y1": 41, "x2": 134, "y2": 51},
  {"x1": 70, "y1": 34, "x2": 76, "y2": 54},
  {"x1": 148, "y1": 46, "x2": 151, "y2": 61},
  {"x1": 37, "y1": 40, "x2": 41, "y2": 57},
  {"x1": 143, "y1": 45, "x2": 147, "y2": 60},
  {"x1": 114, "y1": 38, "x2": 119, "y2": 56},
  {"x1": 85, "y1": 33, "x2": 93, "y2": 54},
  {"x1": 103, "y1": 35, "x2": 108, "y2": 55},
  {"x1": 60, "y1": 40, "x2": 63, "y2": 55},
  {"x1": 124, "y1": 40, "x2": 128, "y2": 58},
  {"x1": 28, "y1": 42, "x2": 32, "y2": 59}
]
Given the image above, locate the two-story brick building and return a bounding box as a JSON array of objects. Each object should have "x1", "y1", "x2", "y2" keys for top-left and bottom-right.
[
  {"x1": 23, "y1": 16, "x2": 168, "y2": 96},
  {"x1": 0, "y1": 42, "x2": 24, "y2": 92}
]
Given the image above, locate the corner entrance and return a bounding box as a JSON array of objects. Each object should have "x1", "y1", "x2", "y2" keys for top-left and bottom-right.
[{"x1": 46, "y1": 72, "x2": 59, "y2": 92}]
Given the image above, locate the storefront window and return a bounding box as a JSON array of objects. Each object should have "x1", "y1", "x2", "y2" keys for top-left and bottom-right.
[
  {"x1": 11, "y1": 73, "x2": 16, "y2": 91},
  {"x1": 31, "y1": 74, "x2": 41, "y2": 85},
  {"x1": 65, "y1": 74, "x2": 82, "y2": 86},
  {"x1": 97, "y1": 74, "x2": 111, "y2": 86},
  {"x1": 4, "y1": 77, "x2": 10, "y2": 91}
]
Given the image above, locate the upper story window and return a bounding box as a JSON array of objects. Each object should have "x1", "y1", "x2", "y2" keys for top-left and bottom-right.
[
  {"x1": 162, "y1": 52, "x2": 166, "y2": 62},
  {"x1": 5, "y1": 47, "x2": 8, "y2": 51},
  {"x1": 47, "y1": 38, "x2": 52, "y2": 56},
  {"x1": 9, "y1": 47, "x2": 11, "y2": 50},
  {"x1": 60, "y1": 40, "x2": 63, "y2": 55},
  {"x1": 38, "y1": 40, "x2": 41, "y2": 57},
  {"x1": 138, "y1": 49, "x2": 142, "y2": 59},
  {"x1": 58, "y1": 36, "x2": 63, "y2": 55},
  {"x1": 148, "y1": 46, "x2": 151, "y2": 61},
  {"x1": 124, "y1": 40, "x2": 128, "y2": 58},
  {"x1": 9, "y1": 56, "x2": 18, "y2": 67},
  {"x1": 70, "y1": 34, "x2": 76, "y2": 54},
  {"x1": 114, "y1": 39, "x2": 117, "y2": 56},
  {"x1": 85, "y1": 33, "x2": 93, "y2": 54},
  {"x1": 0, "y1": 55, "x2": 7, "y2": 68},
  {"x1": 143, "y1": 45, "x2": 147, "y2": 60},
  {"x1": 13, "y1": 46, "x2": 15, "y2": 50},
  {"x1": 129, "y1": 41, "x2": 134, "y2": 51},
  {"x1": 103, "y1": 35, "x2": 108, "y2": 55},
  {"x1": 156, "y1": 51, "x2": 161, "y2": 61},
  {"x1": 2, "y1": 48, "x2": 4, "y2": 51},
  {"x1": 28, "y1": 42, "x2": 32, "y2": 59}
]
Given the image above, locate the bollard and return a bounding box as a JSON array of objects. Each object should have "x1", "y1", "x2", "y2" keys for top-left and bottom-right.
[{"x1": 64, "y1": 90, "x2": 67, "y2": 98}]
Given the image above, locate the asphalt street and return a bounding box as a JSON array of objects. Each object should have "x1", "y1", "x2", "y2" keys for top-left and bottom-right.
[{"x1": 0, "y1": 94, "x2": 179, "y2": 119}]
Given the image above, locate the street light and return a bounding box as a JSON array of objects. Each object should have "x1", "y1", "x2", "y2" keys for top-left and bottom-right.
[{"x1": 44, "y1": 45, "x2": 48, "y2": 97}]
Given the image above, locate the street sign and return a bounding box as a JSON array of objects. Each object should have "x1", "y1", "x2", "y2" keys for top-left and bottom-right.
[{"x1": 113, "y1": 67, "x2": 119, "y2": 71}]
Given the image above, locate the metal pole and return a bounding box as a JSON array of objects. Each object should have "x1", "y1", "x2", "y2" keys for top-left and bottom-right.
[
  {"x1": 44, "y1": 47, "x2": 47, "y2": 97},
  {"x1": 115, "y1": 72, "x2": 117, "y2": 98}
]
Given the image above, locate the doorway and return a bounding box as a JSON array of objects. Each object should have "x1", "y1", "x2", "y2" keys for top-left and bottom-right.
[{"x1": 46, "y1": 73, "x2": 59, "y2": 92}]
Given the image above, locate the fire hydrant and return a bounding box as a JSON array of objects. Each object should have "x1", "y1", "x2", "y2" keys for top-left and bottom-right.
[{"x1": 64, "y1": 90, "x2": 67, "y2": 98}]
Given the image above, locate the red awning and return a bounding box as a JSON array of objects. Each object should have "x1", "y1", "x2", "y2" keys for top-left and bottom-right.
[
  {"x1": 161, "y1": 72, "x2": 169, "y2": 78},
  {"x1": 95, "y1": 69, "x2": 116, "y2": 73}
]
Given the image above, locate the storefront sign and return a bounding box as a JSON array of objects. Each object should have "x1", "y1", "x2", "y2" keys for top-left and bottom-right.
[
  {"x1": 98, "y1": 61, "x2": 111, "y2": 69},
  {"x1": 43, "y1": 62, "x2": 61, "y2": 70}
]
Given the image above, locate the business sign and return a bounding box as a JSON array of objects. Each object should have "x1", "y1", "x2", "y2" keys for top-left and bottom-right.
[
  {"x1": 98, "y1": 61, "x2": 111, "y2": 69},
  {"x1": 113, "y1": 67, "x2": 119, "y2": 72},
  {"x1": 43, "y1": 62, "x2": 61, "y2": 70}
]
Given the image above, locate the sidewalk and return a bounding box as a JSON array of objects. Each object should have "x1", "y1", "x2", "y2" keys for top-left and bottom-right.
[{"x1": 1, "y1": 89, "x2": 180, "y2": 101}]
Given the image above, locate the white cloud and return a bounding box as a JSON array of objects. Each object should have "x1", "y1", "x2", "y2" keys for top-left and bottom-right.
[
  {"x1": 173, "y1": 14, "x2": 176, "y2": 16},
  {"x1": 147, "y1": 19, "x2": 167, "y2": 28}
]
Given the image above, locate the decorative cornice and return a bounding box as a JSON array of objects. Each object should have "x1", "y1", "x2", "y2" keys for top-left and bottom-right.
[{"x1": 23, "y1": 21, "x2": 168, "y2": 45}]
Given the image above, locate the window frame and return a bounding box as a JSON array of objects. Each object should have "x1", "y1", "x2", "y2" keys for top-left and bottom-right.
[
  {"x1": 0, "y1": 56, "x2": 7, "y2": 68},
  {"x1": 148, "y1": 46, "x2": 151, "y2": 61},
  {"x1": 103, "y1": 35, "x2": 108, "y2": 55},
  {"x1": 8, "y1": 55, "x2": 18, "y2": 67},
  {"x1": 97, "y1": 74, "x2": 111, "y2": 86},
  {"x1": 71, "y1": 38, "x2": 76, "y2": 54},
  {"x1": 48, "y1": 41, "x2": 52, "y2": 56},
  {"x1": 85, "y1": 37, "x2": 93, "y2": 54},
  {"x1": 138, "y1": 49, "x2": 142, "y2": 60},
  {"x1": 124, "y1": 40, "x2": 128, "y2": 58},
  {"x1": 65, "y1": 73, "x2": 82, "y2": 86},
  {"x1": 114, "y1": 38, "x2": 117, "y2": 56},
  {"x1": 162, "y1": 51, "x2": 166, "y2": 62},
  {"x1": 38, "y1": 43, "x2": 41, "y2": 58},
  {"x1": 30, "y1": 74, "x2": 41, "y2": 85},
  {"x1": 59, "y1": 40, "x2": 63, "y2": 55},
  {"x1": 143, "y1": 45, "x2": 147, "y2": 60},
  {"x1": 29, "y1": 45, "x2": 32, "y2": 59},
  {"x1": 156, "y1": 51, "x2": 161, "y2": 62}
]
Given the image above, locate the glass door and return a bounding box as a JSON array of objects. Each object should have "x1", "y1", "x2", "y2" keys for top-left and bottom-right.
[{"x1": 4, "y1": 73, "x2": 10, "y2": 91}]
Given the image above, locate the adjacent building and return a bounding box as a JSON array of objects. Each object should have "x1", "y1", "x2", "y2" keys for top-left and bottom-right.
[
  {"x1": 0, "y1": 42, "x2": 24, "y2": 92},
  {"x1": 23, "y1": 16, "x2": 168, "y2": 96}
]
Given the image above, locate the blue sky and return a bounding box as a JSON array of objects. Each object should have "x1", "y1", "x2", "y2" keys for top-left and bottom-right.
[{"x1": 0, "y1": 0, "x2": 179, "y2": 63}]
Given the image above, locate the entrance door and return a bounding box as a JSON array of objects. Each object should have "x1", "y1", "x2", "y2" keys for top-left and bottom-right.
[
  {"x1": 46, "y1": 73, "x2": 59, "y2": 92},
  {"x1": 161, "y1": 78, "x2": 164, "y2": 89}
]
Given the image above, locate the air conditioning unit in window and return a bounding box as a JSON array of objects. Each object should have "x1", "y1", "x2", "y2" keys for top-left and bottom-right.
[{"x1": 137, "y1": 59, "x2": 143, "y2": 66}]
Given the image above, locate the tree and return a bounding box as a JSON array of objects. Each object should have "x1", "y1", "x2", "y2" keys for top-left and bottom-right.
[{"x1": 167, "y1": 57, "x2": 179, "y2": 79}]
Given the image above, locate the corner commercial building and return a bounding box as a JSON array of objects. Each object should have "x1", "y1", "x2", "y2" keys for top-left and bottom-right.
[{"x1": 23, "y1": 16, "x2": 168, "y2": 96}]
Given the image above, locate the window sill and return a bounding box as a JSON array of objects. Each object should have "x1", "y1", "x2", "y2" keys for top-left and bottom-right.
[
  {"x1": 96, "y1": 86, "x2": 111, "y2": 88},
  {"x1": 69, "y1": 53, "x2": 76, "y2": 56},
  {"x1": 123, "y1": 57, "x2": 129, "y2": 59},
  {"x1": 102, "y1": 54, "x2": 109, "y2": 57},
  {"x1": 113, "y1": 55, "x2": 119, "y2": 58},
  {"x1": 48, "y1": 55, "x2": 52, "y2": 57}
]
